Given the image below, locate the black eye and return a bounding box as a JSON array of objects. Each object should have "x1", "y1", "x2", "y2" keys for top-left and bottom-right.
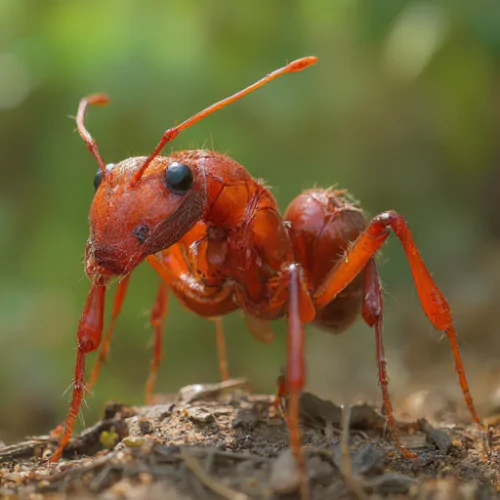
[
  {"x1": 94, "y1": 164, "x2": 114, "y2": 192},
  {"x1": 133, "y1": 225, "x2": 149, "y2": 244},
  {"x1": 93, "y1": 169, "x2": 103, "y2": 191},
  {"x1": 163, "y1": 162, "x2": 193, "y2": 194}
]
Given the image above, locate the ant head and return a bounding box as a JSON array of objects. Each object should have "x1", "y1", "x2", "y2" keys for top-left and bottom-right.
[
  {"x1": 75, "y1": 57, "x2": 318, "y2": 280},
  {"x1": 85, "y1": 154, "x2": 207, "y2": 280}
]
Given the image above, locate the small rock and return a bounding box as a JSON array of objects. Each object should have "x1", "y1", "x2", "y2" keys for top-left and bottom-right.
[
  {"x1": 159, "y1": 409, "x2": 173, "y2": 420},
  {"x1": 213, "y1": 406, "x2": 233, "y2": 416},
  {"x1": 269, "y1": 449, "x2": 300, "y2": 495},
  {"x1": 365, "y1": 473, "x2": 415, "y2": 494},
  {"x1": 298, "y1": 392, "x2": 342, "y2": 426},
  {"x1": 418, "y1": 418, "x2": 453, "y2": 454},
  {"x1": 331, "y1": 442, "x2": 383, "y2": 475},
  {"x1": 402, "y1": 432, "x2": 427, "y2": 449},
  {"x1": 233, "y1": 409, "x2": 260, "y2": 430},
  {"x1": 103, "y1": 401, "x2": 135, "y2": 420},
  {"x1": 178, "y1": 379, "x2": 247, "y2": 403},
  {"x1": 138, "y1": 420, "x2": 154, "y2": 435},
  {"x1": 186, "y1": 407, "x2": 214, "y2": 423},
  {"x1": 123, "y1": 437, "x2": 144, "y2": 448},
  {"x1": 349, "y1": 403, "x2": 385, "y2": 430},
  {"x1": 295, "y1": 393, "x2": 385, "y2": 430}
]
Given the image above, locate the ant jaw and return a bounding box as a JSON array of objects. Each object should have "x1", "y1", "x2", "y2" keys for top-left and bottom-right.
[
  {"x1": 84, "y1": 259, "x2": 113, "y2": 285},
  {"x1": 84, "y1": 241, "x2": 144, "y2": 283}
]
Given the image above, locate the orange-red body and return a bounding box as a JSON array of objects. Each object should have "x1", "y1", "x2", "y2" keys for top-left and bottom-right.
[{"x1": 52, "y1": 57, "x2": 482, "y2": 500}]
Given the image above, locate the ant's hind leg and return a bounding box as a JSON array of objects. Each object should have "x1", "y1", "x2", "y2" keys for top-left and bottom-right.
[
  {"x1": 314, "y1": 211, "x2": 481, "y2": 427},
  {"x1": 362, "y1": 258, "x2": 417, "y2": 458}
]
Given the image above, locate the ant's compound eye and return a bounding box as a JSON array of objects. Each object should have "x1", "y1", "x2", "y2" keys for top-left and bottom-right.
[
  {"x1": 94, "y1": 164, "x2": 114, "y2": 192},
  {"x1": 133, "y1": 224, "x2": 149, "y2": 244},
  {"x1": 163, "y1": 162, "x2": 193, "y2": 194},
  {"x1": 93, "y1": 169, "x2": 103, "y2": 191}
]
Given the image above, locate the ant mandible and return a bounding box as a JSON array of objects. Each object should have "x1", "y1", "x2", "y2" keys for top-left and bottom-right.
[{"x1": 52, "y1": 56, "x2": 482, "y2": 496}]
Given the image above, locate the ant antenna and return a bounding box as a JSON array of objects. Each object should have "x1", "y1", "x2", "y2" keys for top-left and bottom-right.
[
  {"x1": 76, "y1": 94, "x2": 109, "y2": 175},
  {"x1": 131, "y1": 56, "x2": 318, "y2": 186}
]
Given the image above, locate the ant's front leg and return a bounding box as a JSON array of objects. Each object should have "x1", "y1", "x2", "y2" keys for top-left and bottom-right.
[
  {"x1": 146, "y1": 253, "x2": 236, "y2": 383},
  {"x1": 145, "y1": 281, "x2": 168, "y2": 404},
  {"x1": 51, "y1": 283, "x2": 106, "y2": 462},
  {"x1": 87, "y1": 276, "x2": 130, "y2": 394}
]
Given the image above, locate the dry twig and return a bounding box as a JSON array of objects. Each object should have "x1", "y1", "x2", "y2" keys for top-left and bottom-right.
[{"x1": 180, "y1": 449, "x2": 248, "y2": 500}]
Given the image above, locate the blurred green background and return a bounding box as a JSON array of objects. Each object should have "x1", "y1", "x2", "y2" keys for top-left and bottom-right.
[{"x1": 1, "y1": 0, "x2": 500, "y2": 442}]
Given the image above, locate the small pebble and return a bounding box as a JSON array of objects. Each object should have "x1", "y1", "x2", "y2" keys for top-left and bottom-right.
[
  {"x1": 186, "y1": 407, "x2": 214, "y2": 423},
  {"x1": 269, "y1": 449, "x2": 300, "y2": 495},
  {"x1": 418, "y1": 418, "x2": 453, "y2": 454},
  {"x1": 123, "y1": 437, "x2": 144, "y2": 448},
  {"x1": 138, "y1": 420, "x2": 154, "y2": 435},
  {"x1": 213, "y1": 406, "x2": 233, "y2": 416},
  {"x1": 366, "y1": 473, "x2": 415, "y2": 494}
]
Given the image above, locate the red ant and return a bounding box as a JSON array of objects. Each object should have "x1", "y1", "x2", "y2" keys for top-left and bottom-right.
[{"x1": 52, "y1": 56, "x2": 482, "y2": 497}]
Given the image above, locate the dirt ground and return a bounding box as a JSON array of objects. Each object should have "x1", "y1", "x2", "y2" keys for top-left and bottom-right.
[{"x1": 1, "y1": 381, "x2": 500, "y2": 499}]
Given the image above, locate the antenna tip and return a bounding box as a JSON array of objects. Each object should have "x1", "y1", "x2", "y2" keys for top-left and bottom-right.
[
  {"x1": 85, "y1": 94, "x2": 110, "y2": 106},
  {"x1": 288, "y1": 56, "x2": 319, "y2": 72}
]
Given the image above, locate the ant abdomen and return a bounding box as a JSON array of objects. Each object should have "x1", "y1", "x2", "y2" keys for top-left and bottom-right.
[{"x1": 285, "y1": 188, "x2": 367, "y2": 332}]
